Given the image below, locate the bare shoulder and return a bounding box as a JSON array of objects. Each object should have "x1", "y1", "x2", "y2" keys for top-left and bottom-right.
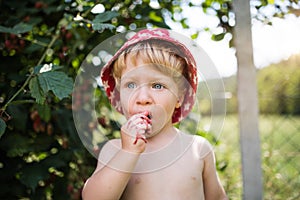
[
  {"x1": 179, "y1": 132, "x2": 214, "y2": 160},
  {"x1": 194, "y1": 135, "x2": 213, "y2": 151}
]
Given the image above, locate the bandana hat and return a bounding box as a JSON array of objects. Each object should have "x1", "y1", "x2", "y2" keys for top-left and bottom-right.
[{"x1": 100, "y1": 28, "x2": 198, "y2": 123}]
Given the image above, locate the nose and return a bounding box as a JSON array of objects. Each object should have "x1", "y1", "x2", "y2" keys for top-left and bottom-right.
[{"x1": 135, "y1": 85, "x2": 152, "y2": 105}]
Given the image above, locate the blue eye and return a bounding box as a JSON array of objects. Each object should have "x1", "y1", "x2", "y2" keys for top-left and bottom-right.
[
  {"x1": 127, "y1": 82, "x2": 136, "y2": 89},
  {"x1": 152, "y1": 83, "x2": 164, "y2": 89}
]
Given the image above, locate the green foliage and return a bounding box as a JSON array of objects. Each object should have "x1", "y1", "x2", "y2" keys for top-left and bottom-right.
[
  {"x1": 217, "y1": 54, "x2": 300, "y2": 115},
  {"x1": 92, "y1": 11, "x2": 119, "y2": 31},
  {"x1": 37, "y1": 70, "x2": 73, "y2": 100},
  {"x1": 0, "y1": 0, "x2": 173, "y2": 199},
  {"x1": 93, "y1": 11, "x2": 120, "y2": 23},
  {"x1": 29, "y1": 76, "x2": 47, "y2": 104},
  {"x1": 257, "y1": 54, "x2": 300, "y2": 115},
  {"x1": 200, "y1": 0, "x2": 299, "y2": 44},
  {"x1": 28, "y1": 64, "x2": 74, "y2": 104}
]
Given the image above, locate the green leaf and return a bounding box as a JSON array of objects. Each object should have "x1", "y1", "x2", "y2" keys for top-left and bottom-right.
[
  {"x1": 13, "y1": 22, "x2": 33, "y2": 34},
  {"x1": 211, "y1": 33, "x2": 225, "y2": 41},
  {"x1": 93, "y1": 11, "x2": 119, "y2": 23},
  {"x1": 30, "y1": 66, "x2": 73, "y2": 102},
  {"x1": 37, "y1": 104, "x2": 51, "y2": 122},
  {"x1": 29, "y1": 76, "x2": 46, "y2": 104},
  {"x1": 0, "y1": 26, "x2": 11, "y2": 33},
  {"x1": 0, "y1": 22, "x2": 33, "y2": 34},
  {"x1": 0, "y1": 118, "x2": 6, "y2": 138},
  {"x1": 149, "y1": 11, "x2": 163, "y2": 22},
  {"x1": 24, "y1": 43, "x2": 44, "y2": 54},
  {"x1": 92, "y1": 23, "x2": 115, "y2": 32},
  {"x1": 38, "y1": 71, "x2": 73, "y2": 100},
  {"x1": 191, "y1": 32, "x2": 199, "y2": 40}
]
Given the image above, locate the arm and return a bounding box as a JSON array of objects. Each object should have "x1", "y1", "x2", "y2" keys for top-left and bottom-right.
[
  {"x1": 82, "y1": 113, "x2": 149, "y2": 200},
  {"x1": 82, "y1": 147, "x2": 141, "y2": 200},
  {"x1": 202, "y1": 149, "x2": 228, "y2": 200}
]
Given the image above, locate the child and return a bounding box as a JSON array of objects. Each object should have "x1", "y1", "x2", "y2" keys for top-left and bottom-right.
[{"x1": 82, "y1": 28, "x2": 227, "y2": 200}]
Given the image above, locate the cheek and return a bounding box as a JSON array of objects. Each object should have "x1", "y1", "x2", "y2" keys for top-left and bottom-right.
[
  {"x1": 147, "y1": 105, "x2": 168, "y2": 135},
  {"x1": 153, "y1": 98, "x2": 177, "y2": 119},
  {"x1": 120, "y1": 89, "x2": 141, "y2": 118},
  {"x1": 119, "y1": 90, "x2": 131, "y2": 115}
]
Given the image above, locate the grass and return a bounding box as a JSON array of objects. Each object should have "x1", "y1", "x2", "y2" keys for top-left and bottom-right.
[{"x1": 201, "y1": 114, "x2": 300, "y2": 200}]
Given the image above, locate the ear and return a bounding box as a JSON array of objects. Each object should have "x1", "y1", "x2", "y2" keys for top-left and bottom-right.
[
  {"x1": 114, "y1": 78, "x2": 121, "y2": 91},
  {"x1": 176, "y1": 89, "x2": 186, "y2": 108},
  {"x1": 175, "y1": 101, "x2": 181, "y2": 109}
]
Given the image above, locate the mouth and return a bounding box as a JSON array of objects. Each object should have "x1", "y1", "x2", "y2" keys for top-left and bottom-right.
[
  {"x1": 145, "y1": 111, "x2": 152, "y2": 120},
  {"x1": 141, "y1": 111, "x2": 152, "y2": 135},
  {"x1": 132, "y1": 110, "x2": 152, "y2": 119}
]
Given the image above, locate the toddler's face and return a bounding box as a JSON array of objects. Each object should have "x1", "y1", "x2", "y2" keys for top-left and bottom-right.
[{"x1": 119, "y1": 57, "x2": 181, "y2": 136}]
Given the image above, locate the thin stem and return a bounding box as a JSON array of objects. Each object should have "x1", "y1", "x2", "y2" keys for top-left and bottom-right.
[
  {"x1": 10, "y1": 100, "x2": 36, "y2": 105},
  {"x1": 37, "y1": 34, "x2": 59, "y2": 66},
  {"x1": 1, "y1": 74, "x2": 34, "y2": 111}
]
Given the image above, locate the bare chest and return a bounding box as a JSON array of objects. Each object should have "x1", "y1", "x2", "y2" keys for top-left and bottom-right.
[{"x1": 121, "y1": 148, "x2": 205, "y2": 200}]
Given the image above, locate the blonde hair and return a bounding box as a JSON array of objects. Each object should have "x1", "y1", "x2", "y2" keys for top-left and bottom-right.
[{"x1": 112, "y1": 40, "x2": 189, "y2": 91}]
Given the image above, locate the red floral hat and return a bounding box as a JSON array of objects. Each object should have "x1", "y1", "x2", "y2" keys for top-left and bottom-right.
[{"x1": 100, "y1": 28, "x2": 198, "y2": 123}]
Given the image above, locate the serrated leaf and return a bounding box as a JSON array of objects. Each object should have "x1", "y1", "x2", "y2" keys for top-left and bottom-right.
[
  {"x1": 0, "y1": 22, "x2": 33, "y2": 34},
  {"x1": 93, "y1": 11, "x2": 119, "y2": 23},
  {"x1": 29, "y1": 76, "x2": 46, "y2": 104},
  {"x1": 38, "y1": 71, "x2": 73, "y2": 100},
  {"x1": 92, "y1": 23, "x2": 115, "y2": 31},
  {"x1": 0, "y1": 118, "x2": 6, "y2": 138}
]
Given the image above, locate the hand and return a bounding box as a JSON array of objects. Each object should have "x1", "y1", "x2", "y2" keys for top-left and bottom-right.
[{"x1": 121, "y1": 111, "x2": 152, "y2": 153}]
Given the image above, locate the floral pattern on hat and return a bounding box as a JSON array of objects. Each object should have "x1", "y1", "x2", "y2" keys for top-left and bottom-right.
[{"x1": 100, "y1": 28, "x2": 198, "y2": 123}]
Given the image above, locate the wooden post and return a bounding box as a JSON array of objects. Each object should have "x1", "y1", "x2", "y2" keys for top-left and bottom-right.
[{"x1": 232, "y1": 0, "x2": 263, "y2": 199}]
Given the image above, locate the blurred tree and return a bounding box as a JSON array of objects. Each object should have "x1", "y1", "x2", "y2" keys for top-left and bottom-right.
[{"x1": 257, "y1": 54, "x2": 300, "y2": 115}]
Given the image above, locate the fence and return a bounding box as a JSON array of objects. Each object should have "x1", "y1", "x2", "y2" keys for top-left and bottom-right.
[{"x1": 212, "y1": 59, "x2": 300, "y2": 199}]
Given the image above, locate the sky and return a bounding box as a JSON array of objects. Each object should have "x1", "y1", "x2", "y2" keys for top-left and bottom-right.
[{"x1": 166, "y1": 4, "x2": 300, "y2": 77}]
